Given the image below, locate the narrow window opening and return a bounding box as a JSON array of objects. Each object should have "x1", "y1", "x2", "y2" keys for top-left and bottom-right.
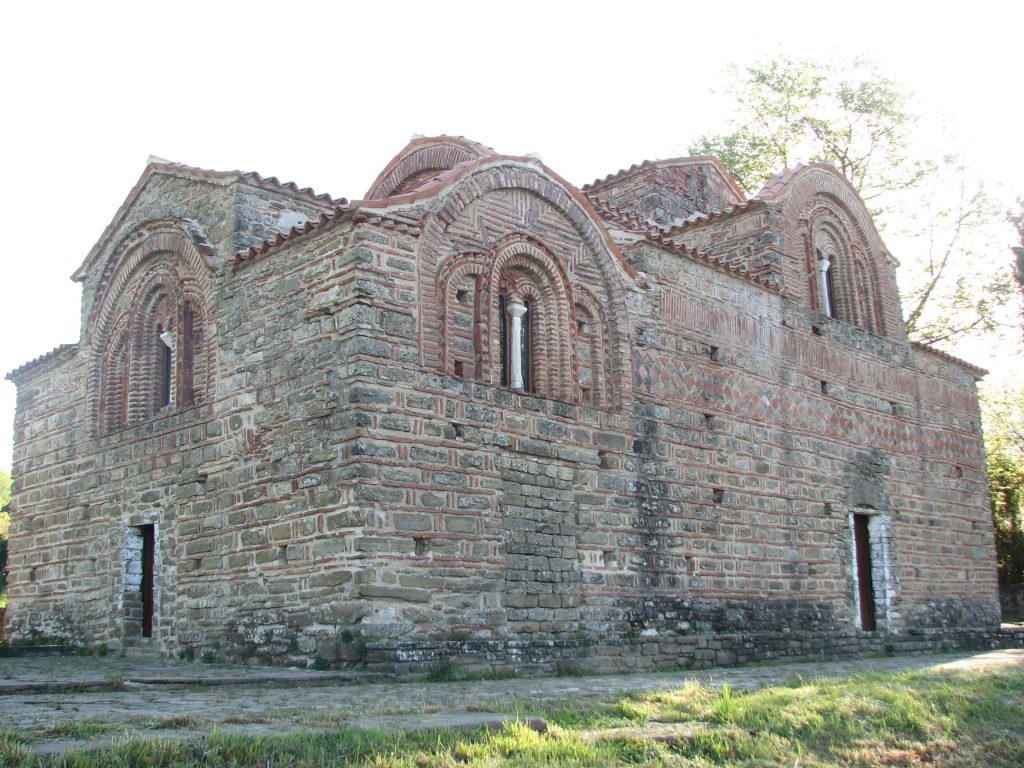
[
  {"x1": 181, "y1": 306, "x2": 195, "y2": 406},
  {"x1": 712, "y1": 488, "x2": 724, "y2": 504},
  {"x1": 704, "y1": 414, "x2": 715, "y2": 430},
  {"x1": 820, "y1": 380, "x2": 829, "y2": 395},
  {"x1": 824, "y1": 265, "x2": 837, "y2": 319},
  {"x1": 853, "y1": 514, "x2": 877, "y2": 631},
  {"x1": 708, "y1": 345, "x2": 720, "y2": 362},
  {"x1": 499, "y1": 295, "x2": 508, "y2": 387},
  {"x1": 501, "y1": 296, "x2": 531, "y2": 392},
  {"x1": 520, "y1": 300, "x2": 531, "y2": 392},
  {"x1": 157, "y1": 324, "x2": 172, "y2": 409},
  {"x1": 453, "y1": 360, "x2": 464, "y2": 377}
]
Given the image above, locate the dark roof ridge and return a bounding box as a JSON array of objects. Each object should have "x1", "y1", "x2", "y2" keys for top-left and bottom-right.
[{"x1": 7, "y1": 344, "x2": 78, "y2": 383}]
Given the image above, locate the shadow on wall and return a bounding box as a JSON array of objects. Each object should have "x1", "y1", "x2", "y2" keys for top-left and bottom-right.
[{"x1": 1000, "y1": 584, "x2": 1024, "y2": 623}]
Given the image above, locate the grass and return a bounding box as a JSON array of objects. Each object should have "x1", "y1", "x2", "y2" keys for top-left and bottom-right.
[{"x1": 0, "y1": 665, "x2": 1021, "y2": 766}]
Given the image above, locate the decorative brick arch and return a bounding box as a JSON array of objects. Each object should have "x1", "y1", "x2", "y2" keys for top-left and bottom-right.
[
  {"x1": 418, "y1": 160, "x2": 634, "y2": 408},
  {"x1": 88, "y1": 221, "x2": 216, "y2": 434},
  {"x1": 766, "y1": 165, "x2": 904, "y2": 340},
  {"x1": 806, "y1": 200, "x2": 886, "y2": 335},
  {"x1": 485, "y1": 237, "x2": 577, "y2": 401},
  {"x1": 365, "y1": 137, "x2": 495, "y2": 200}
]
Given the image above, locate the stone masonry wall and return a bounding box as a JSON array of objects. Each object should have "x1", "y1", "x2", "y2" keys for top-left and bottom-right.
[{"x1": 4, "y1": 153, "x2": 1002, "y2": 672}]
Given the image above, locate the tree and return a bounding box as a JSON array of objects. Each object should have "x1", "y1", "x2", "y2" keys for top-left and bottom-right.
[
  {"x1": 692, "y1": 56, "x2": 927, "y2": 201},
  {"x1": 983, "y1": 387, "x2": 1024, "y2": 585},
  {"x1": 0, "y1": 469, "x2": 9, "y2": 595},
  {"x1": 1010, "y1": 198, "x2": 1024, "y2": 341},
  {"x1": 692, "y1": 56, "x2": 1016, "y2": 348}
]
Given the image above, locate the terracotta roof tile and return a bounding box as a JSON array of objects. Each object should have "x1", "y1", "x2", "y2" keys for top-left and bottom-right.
[
  {"x1": 582, "y1": 156, "x2": 746, "y2": 203},
  {"x1": 73, "y1": 159, "x2": 345, "y2": 282},
  {"x1": 585, "y1": 192, "x2": 779, "y2": 292},
  {"x1": 6, "y1": 344, "x2": 78, "y2": 382},
  {"x1": 148, "y1": 161, "x2": 344, "y2": 207},
  {"x1": 910, "y1": 342, "x2": 988, "y2": 378},
  {"x1": 658, "y1": 199, "x2": 767, "y2": 240},
  {"x1": 231, "y1": 205, "x2": 350, "y2": 268},
  {"x1": 750, "y1": 164, "x2": 806, "y2": 201}
]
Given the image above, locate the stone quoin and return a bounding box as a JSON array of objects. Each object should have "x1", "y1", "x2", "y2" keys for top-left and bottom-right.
[{"x1": 3, "y1": 136, "x2": 1003, "y2": 671}]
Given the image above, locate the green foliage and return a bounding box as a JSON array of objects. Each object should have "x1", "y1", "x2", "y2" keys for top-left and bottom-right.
[
  {"x1": 692, "y1": 56, "x2": 922, "y2": 199},
  {"x1": 1, "y1": 469, "x2": 12, "y2": 596},
  {"x1": 424, "y1": 657, "x2": 458, "y2": 682},
  {"x1": 694, "y1": 55, "x2": 1018, "y2": 348},
  {"x1": 3, "y1": 666, "x2": 1023, "y2": 766},
  {"x1": 984, "y1": 386, "x2": 1024, "y2": 584}
]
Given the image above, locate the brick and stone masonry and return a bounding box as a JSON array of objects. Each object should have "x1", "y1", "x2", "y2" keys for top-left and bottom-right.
[{"x1": 3, "y1": 136, "x2": 1011, "y2": 671}]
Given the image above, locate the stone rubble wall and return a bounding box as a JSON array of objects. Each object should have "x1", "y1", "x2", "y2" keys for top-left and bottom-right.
[{"x1": 3, "y1": 157, "x2": 1000, "y2": 671}]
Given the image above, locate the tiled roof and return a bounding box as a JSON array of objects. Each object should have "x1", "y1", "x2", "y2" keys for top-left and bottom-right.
[
  {"x1": 585, "y1": 192, "x2": 779, "y2": 291},
  {"x1": 582, "y1": 156, "x2": 747, "y2": 203},
  {"x1": 73, "y1": 159, "x2": 344, "y2": 282},
  {"x1": 230, "y1": 205, "x2": 350, "y2": 268},
  {"x1": 230, "y1": 207, "x2": 426, "y2": 269},
  {"x1": 148, "y1": 160, "x2": 343, "y2": 207},
  {"x1": 910, "y1": 342, "x2": 988, "y2": 378},
  {"x1": 750, "y1": 164, "x2": 807, "y2": 201},
  {"x1": 657, "y1": 199, "x2": 768, "y2": 240},
  {"x1": 6, "y1": 344, "x2": 78, "y2": 382}
]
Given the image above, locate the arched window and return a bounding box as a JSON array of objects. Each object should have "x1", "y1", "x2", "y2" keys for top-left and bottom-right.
[
  {"x1": 815, "y1": 247, "x2": 837, "y2": 319},
  {"x1": 489, "y1": 241, "x2": 574, "y2": 401},
  {"x1": 90, "y1": 224, "x2": 215, "y2": 435},
  {"x1": 96, "y1": 269, "x2": 209, "y2": 432},
  {"x1": 811, "y1": 218, "x2": 883, "y2": 334},
  {"x1": 499, "y1": 294, "x2": 532, "y2": 391},
  {"x1": 99, "y1": 320, "x2": 130, "y2": 432},
  {"x1": 432, "y1": 235, "x2": 626, "y2": 407}
]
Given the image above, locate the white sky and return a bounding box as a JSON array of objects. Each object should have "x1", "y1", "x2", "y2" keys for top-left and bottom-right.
[{"x1": 2, "y1": 0, "x2": 1022, "y2": 472}]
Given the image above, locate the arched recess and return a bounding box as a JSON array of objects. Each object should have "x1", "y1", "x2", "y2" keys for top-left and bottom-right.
[
  {"x1": 88, "y1": 221, "x2": 217, "y2": 434},
  {"x1": 573, "y1": 288, "x2": 615, "y2": 408},
  {"x1": 766, "y1": 164, "x2": 905, "y2": 340},
  {"x1": 486, "y1": 237, "x2": 577, "y2": 401},
  {"x1": 418, "y1": 160, "x2": 634, "y2": 408},
  {"x1": 808, "y1": 206, "x2": 885, "y2": 335}
]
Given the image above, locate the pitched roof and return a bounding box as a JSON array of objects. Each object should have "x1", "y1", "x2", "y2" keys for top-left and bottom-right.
[
  {"x1": 585, "y1": 192, "x2": 779, "y2": 291},
  {"x1": 72, "y1": 159, "x2": 344, "y2": 282},
  {"x1": 6, "y1": 344, "x2": 78, "y2": 383},
  {"x1": 910, "y1": 341, "x2": 988, "y2": 379},
  {"x1": 583, "y1": 156, "x2": 747, "y2": 204}
]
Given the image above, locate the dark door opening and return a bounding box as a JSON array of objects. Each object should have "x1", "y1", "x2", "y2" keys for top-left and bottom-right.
[
  {"x1": 139, "y1": 524, "x2": 155, "y2": 638},
  {"x1": 853, "y1": 514, "x2": 877, "y2": 631}
]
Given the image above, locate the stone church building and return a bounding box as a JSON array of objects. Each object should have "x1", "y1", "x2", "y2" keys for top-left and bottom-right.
[{"x1": 4, "y1": 136, "x2": 1001, "y2": 670}]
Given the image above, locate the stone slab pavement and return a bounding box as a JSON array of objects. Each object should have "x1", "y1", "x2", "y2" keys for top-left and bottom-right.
[{"x1": 2, "y1": 648, "x2": 1022, "y2": 756}]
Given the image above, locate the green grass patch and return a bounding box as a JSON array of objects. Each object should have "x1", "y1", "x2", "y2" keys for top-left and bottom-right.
[{"x1": 8, "y1": 664, "x2": 1024, "y2": 766}]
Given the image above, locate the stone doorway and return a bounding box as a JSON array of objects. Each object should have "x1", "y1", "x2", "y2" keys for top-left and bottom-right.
[{"x1": 124, "y1": 524, "x2": 156, "y2": 641}]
